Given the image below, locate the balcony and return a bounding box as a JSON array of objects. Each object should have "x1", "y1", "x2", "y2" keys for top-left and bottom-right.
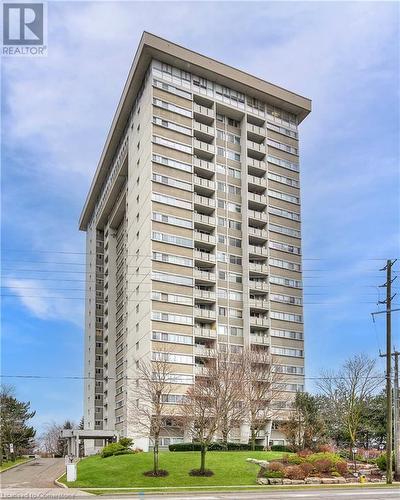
[
  {"x1": 194, "y1": 344, "x2": 215, "y2": 357},
  {"x1": 250, "y1": 316, "x2": 269, "y2": 328},
  {"x1": 247, "y1": 140, "x2": 266, "y2": 160},
  {"x1": 194, "y1": 212, "x2": 215, "y2": 230},
  {"x1": 248, "y1": 209, "x2": 268, "y2": 225},
  {"x1": 194, "y1": 250, "x2": 216, "y2": 266},
  {"x1": 250, "y1": 334, "x2": 269, "y2": 345},
  {"x1": 194, "y1": 139, "x2": 215, "y2": 160},
  {"x1": 249, "y1": 245, "x2": 268, "y2": 257},
  {"x1": 249, "y1": 280, "x2": 269, "y2": 292},
  {"x1": 194, "y1": 327, "x2": 217, "y2": 339},
  {"x1": 193, "y1": 103, "x2": 214, "y2": 124},
  {"x1": 194, "y1": 121, "x2": 214, "y2": 142},
  {"x1": 193, "y1": 157, "x2": 215, "y2": 178},
  {"x1": 248, "y1": 175, "x2": 267, "y2": 193},
  {"x1": 249, "y1": 298, "x2": 268, "y2": 310},
  {"x1": 193, "y1": 176, "x2": 215, "y2": 196},
  {"x1": 195, "y1": 365, "x2": 210, "y2": 376},
  {"x1": 194, "y1": 231, "x2": 216, "y2": 249},
  {"x1": 194, "y1": 269, "x2": 216, "y2": 283},
  {"x1": 249, "y1": 262, "x2": 268, "y2": 274},
  {"x1": 194, "y1": 307, "x2": 216, "y2": 321},
  {"x1": 248, "y1": 226, "x2": 268, "y2": 241},
  {"x1": 194, "y1": 289, "x2": 216, "y2": 302},
  {"x1": 194, "y1": 194, "x2": 215, "y2": 215},
  {"x1": 248, "y1": 192, "x2": 268, "y2": 208},
  {"x1": 248, "y1": 158, "x2": 267, "y2": 176},
  {"x1": 247, "y1": 124, "x2": 266, "y2": 142}
]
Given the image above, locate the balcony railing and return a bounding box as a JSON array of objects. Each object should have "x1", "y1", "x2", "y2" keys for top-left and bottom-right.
[
  {"x1": 194, "y1": 176, "x2": 215, "y2": 190},
  {"x1": 248, "y1": 175, "x2": 267, "y2": 188},
  {"x1": 248, "y1": 226, "x2": 268, "y2": 239},
  {"x1": 194, "y1": 327, "x2": 217, "y2": 339},
  {"x1": 195, "y1": 365, "x2": 210, "y2": 376},
  {"x1": 247, "y1": 140, "x2": 266, "y2": 154},
  {"x1": 194, "y1": 139, "x2": 215, "y2": 154},
  {"x1": 194, "y1": 308, "x2": 216, "y2": 320},
  {"x1": 194, "y1": 289, "x2": 216, "y2": 300},
  {"x1": 193, "y1": 103, "x2": 214, "y2": 118},
  {"x1": 249, "y1": 281, "x2": 269, "y2": 291},
  {"x1": 247, "y1": 124, "x2": 266, "y2": 137},
  {"x1": 248, "y1": 209, "x2": 268, "y2": 222},
  {"x1": 249, "y1": 298, "x2": 268, "y2": 309},
  {"x1": 194, "y1": 231, "x2": 216, "y2": 245},
  {"x1": 248, "y1": 158, "x2": 267, "y2": 171},
  {"x1": 250, "y1": 334, "x2": 269, "y2": 345},
  {"x1": 194, "y1": 121, "x2": 214, "y2": 137},
  {"x1": 193, "y1": 157, "x2": 215, "y2": 173},
  {"x1": 194, "y1": 269, "x2": 216, "y2": 282},
  {"x1": 248, "y1": 192, "x2": 268, "y2": 206},
  {"x1": 194, "y1": 194, "x2": 215, "y2": 208},
  {"x1": 194, "y1": 213, "x2": 216, "y2": 227},
  {"x1": 249, "y1": 262, "x2": 268, "y2": 273},
  {"x1": 250, "y1": 316, "x2": 269, "y2": 327},
  {"x1": 194, "y1": 250, "x2": 216, "y2": 263},
  {"x1": 194, "y1": 345, "x2": 215, "y2": 357},
  {"x1": 249, "y1": 245, "x2": 268, "y2": 256}
]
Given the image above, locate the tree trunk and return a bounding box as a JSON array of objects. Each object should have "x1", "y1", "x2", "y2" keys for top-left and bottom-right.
[
  {"x1": 250, "y1": 430, "x2": 256, "y2": 451},
  {"x1": 153, "y1": 435, "x2": 159, "y2": 474},
  {"x1": 200, "y1": 444, "x2": 207, "y2": 473},
  {"x1": 221, "y1": 429, "x2": 229, "y2": 450}
]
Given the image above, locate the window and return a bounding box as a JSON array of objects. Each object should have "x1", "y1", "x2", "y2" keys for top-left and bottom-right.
[
  {"x1": 228, "y1": 167, "x2": 241, "y2": 179},
  {"x1": 269, "y1": 205, "x2": 300, "y2": 221},
  {"x1": 152, "y1": 231, "x2": 193, "y2": 248},
  {"x1": 269, "y1": 240, "x2": 301, "y2": 255},
  {"x1": 218, "y1": 235, "x2": 226, "y2": 244},
  {"x1": 152, "y1": 292, "x2": 192, "y2": 306},
  {"x1": 228, "y1": 184, "x2": 241, "y2": 196},
  {"x1": 153, "y1": 98, "x2": 192, "y2": 117},
  {"x1": 270, "y1": 293, "x2": 302, "y2": 306},
  {"x1": 270, "y1": 311, "x2": 303, "y2": 323},
  {"x1": 152, "y1": 351, "x2": 193, "y2": 364},
  {"x1": 152, "y1": 271, "x2": 193, "y2": 287},
  {"x1": 268, "y1": 172, "x2": 299, "y2": 188},
  {"x1": 227, "y1": 202, "x2": 241, "y2": 213},
  {"x1": 152, "y1": 252, "x2": 193, "y2": 267},
  {"x1": 230, "y1": 326, "x2": 243, "y2": 336},
  {"x1": 267, "y1": 155, "x2": 299, "y2": 173},
  {"x1": 152, "y1": 154, "x2": 192, "y2": 173},
  {"x1": 152, "y1": 173, "x2": 192, "y2": 191},
  {"x1": 271, "y1": 346, "x2": 303, "y2": 357},
  {"x1": 153, "y1": 116, "x2": 192, "y2": 136},
  {"x1": 218, "y1": 271, "x2": 226, "y2": 280},
  {"x1": 217, "y1": 217, "x2": 226, "y2": 227},
  {"x1": 268, "y1": 190, "x2": 300, "y2": 205},
  {"x1": 270, "y1": 275, "x2": 302, "y2": 288},
  {"x1": 229, "y1": 272, "x2": 242, "y2": 284},
  {"x1": 228, "y1": 220, "x2": 241, "y2": 230},
  {"x1": 229, "y1": 308, "x2": 242, "y2": 318},
  {"x1": 152, "y1": 311, "x2": 193, "y2": 325},
  {"x1": 161, "y1": 394, "x2": 186, "y2": 404},
  {"x1": 269, "y1": 224, "x2": 301, "y2": 238},
  {"x1": 219, "y1": 307, "x2": 227, "y2": 316},
  {"x1": 152, "y1": 192, "x2": 191, "y2": 210},
  {"x1": 268, "y1": 139, "x2": 298, "y2": 155},
  {"x1": 217, "y1": 181, "x2": 226, "y2": 192},
  {"x1": 271, "y1": 329, "x2": 304, "y2": 341},
  {"x1": 274, "y1": 364, "x2": 304, "y2": 375},
  {"x1": 152, "y1": 212, "x2": 192, "y2": 229},
  {"x1": 153, "y1": 79, "x2": 192, "y2": 99},
  {"x1": 152, "y1": 331, "x2": 193, "y2": 344},
  {"x1": 153, "y1": 135, "x2": 192, "y2": 154},
  {"x1": 269, "y1": 258, "x2": 301, "y2": 272},
  {"x1": 267, "y1": 121, "x2": 298, "y2": 139},
  {"x1": 229, "y1": 254, "x2": 242, "y2": 265},
  {"x1": 229, "y1": 237, "x2": 241, "y2": 248}
]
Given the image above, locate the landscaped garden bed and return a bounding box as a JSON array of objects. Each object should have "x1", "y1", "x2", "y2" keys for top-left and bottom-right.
[{"x1": 248, "y1": 450, "x2": 386, "y2": 485}]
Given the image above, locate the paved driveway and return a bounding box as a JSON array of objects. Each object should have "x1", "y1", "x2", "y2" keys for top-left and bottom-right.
[{"x1": 0, "y1": 458, "x2": 65, "y2": 489}]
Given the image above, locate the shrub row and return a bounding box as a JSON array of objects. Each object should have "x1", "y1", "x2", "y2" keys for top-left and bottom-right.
[{"x1": 168, "y1": 442, "x2": 264, "y2": 452}]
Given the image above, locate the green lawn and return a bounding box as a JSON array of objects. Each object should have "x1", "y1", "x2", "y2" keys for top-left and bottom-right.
[
  {"x1": 62, "y1": 451, "x2": 285, "y2": 488},
  {"x1": 0, "y1": 457, "x2": 31, "y2": 472}
]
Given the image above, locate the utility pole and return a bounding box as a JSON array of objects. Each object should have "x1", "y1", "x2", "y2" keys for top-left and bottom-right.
[
  {"x1": 393, "y1": 351, "x2": 399, "y2": 481},
  {"x1": 376, "y1": 259, "x2": 397, "y2": 484}
]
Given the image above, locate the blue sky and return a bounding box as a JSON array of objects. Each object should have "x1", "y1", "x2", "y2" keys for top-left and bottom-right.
[{"x1": 1, "y1": 1, "x2": 399, "y2": 435}]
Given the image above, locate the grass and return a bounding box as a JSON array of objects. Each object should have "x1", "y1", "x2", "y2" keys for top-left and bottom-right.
[
  {"x1": 0, "y1": 457, "x2": 31, "y2": 472},
  {"x1": 62, "y1": 450, "x2": 285, "y2": 488}
]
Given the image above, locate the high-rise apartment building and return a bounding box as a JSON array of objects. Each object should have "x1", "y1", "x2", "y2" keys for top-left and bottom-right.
[{"x1": 80, "y1": 32, "x2": 311, "y2": 454}]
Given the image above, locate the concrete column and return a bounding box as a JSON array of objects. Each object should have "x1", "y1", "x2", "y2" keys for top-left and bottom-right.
[
  {"x1": 240, "y1": 423, "x2": 250, "y2": 444},
  {"x1": 264, "y1": 420, "x2": 273, "y2": 449},
  {"x1": 183, "y1": 427, "x2": 192, "y2": 443}
]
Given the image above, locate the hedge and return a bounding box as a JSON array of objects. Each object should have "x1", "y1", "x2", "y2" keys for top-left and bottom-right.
[
  {"x1": 168, "y1": 442, "x2": 264, "y2": 452},
  {"x1": 270, "y1": 445, "x2": 292, "y2": 452}
]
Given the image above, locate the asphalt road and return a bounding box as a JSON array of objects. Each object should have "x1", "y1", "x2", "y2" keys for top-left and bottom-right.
[{"x1": 0, "y1": 458, "x2": 65, "y2": 488}]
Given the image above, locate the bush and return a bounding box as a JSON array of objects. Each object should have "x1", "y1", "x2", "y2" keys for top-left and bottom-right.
[
  {"x1": 168, "y1": 442, "x2": 264, "y2": 452},
  {"x1": 314, "y1": 459, "x2": 334, "y2": 474},
  {"x1": 317, "y1": 444, "x2": 336, "y2": 453},
  {"x1": 284, "y1": 465, "x2": 306, "y2": 480},
  {"x1": 119, "y1": 438, "x2": 133, "y2": 448},
  {"x1": 298, "y1": 449, "x2": 313, "y2": 458},
  {"x1": 331, "y1": 471, "x2": 340, "y2": 477},
  {"x1": 287, "y1": 454, "x2": 304, "y2": 465},
  {"x1": 335, "y1": 460, "x2": 348, "y2": 476},
  {"x1": 265, "y1": 470, "x2": 284, "y2": 478},
  {"x1": 299, "y1": 462, "x2": 314, "y2": 477},
  {"x1": 268, "y1": 461, "x2": 284, "y2": 472},
  {"x1": 376, "y1": 452, "x2": 395, "y2": 471},
  {"x1": 307, "y1": 452, "x2": 342, "y2": 465},
  {"x1": 113, "y1": 449, "x2": 133, "y2": 456},
  {"x1": 270, "y1": 445, "x2": 291, "y2": 452},
  {"x1": 101, "y1": 443, "x2": 125, "y2": 458}
]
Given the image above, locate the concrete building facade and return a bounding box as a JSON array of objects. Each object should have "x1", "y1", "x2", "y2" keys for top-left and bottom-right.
[{"x1": 80, "y1": 32, "x2": 311, "y2": 454}]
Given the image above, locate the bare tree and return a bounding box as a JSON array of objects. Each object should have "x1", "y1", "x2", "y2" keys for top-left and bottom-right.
[
  {"x1": 39, "y1": 420, "x2": 75, "y2": 456},
  {"x1": 129, "y1": 348, "x2": 182, "y2": 476},
  {"x1": 182, "y1": 363, "x2": 221, "y2": 475},
  {"x1": 243, "y1": 348, "x2": 288, "y2": 450},
  {"x1": 206, "y1": 349, "x2": 247, "y2": 448},
  {"x1": 317, "y1": 354, "x2": 383, "y2": 448}
]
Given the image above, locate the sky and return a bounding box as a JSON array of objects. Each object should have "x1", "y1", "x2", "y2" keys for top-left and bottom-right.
[{"x1": 1, "y1": 1, "x2": 399, "y2": 436}]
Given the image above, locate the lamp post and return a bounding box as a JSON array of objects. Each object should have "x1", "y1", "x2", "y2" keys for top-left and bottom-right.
[
  {"x1": 352, "y1": 447, "x2": 358, "y2": 475},
  {"x1": 312, "y1": 437, "x2": 317, "y2": 451}
]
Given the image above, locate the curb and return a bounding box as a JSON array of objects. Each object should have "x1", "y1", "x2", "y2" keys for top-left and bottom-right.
[
  {"x1": 0, "y1": 458, "x2": 36, "y2": 473},
  {"x1": 55, "y1": 473, "x2": 68, "y2": 489}
]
